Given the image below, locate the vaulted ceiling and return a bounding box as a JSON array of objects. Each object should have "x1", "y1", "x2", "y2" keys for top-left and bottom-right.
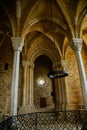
[{"x1": 0, "y1": 0, "x2": 87, "y2": 60}]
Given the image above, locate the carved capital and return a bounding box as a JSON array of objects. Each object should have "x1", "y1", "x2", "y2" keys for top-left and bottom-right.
[
  {"x1": 11, "y1": 37, "x2": 24, "y2": 52},
  {"x1": 70, "y1": 38, "x2": 82, "y2": 51},
  {"x1": 22, "y1": 61, "x2": 34, "y2": 68},
  {"x1": 53, "y1": 60, "x2": 66, "y2": 69},
  {"x1": 28, "y1": 62, "x2": 34, "y2": 69},
  {"x1": 22, "y1": 60, "x2": 29, "y2": 67}
]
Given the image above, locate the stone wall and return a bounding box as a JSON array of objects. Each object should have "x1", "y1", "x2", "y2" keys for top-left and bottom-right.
[
  {"x1": 0, "y1": 38, "x2": 13, "y2": 115},
  {"x1": 0, "y1": 39, "x2": 87, "y2": 116}
]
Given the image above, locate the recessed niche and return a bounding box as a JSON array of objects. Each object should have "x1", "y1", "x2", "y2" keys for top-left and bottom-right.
[{"x1": 4, "y1": 63, "x2": 9, "y2": 70}]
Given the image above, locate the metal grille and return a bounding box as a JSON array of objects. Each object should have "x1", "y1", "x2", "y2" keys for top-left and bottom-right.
[
  {"x1": 0, "y1": 110, "x2": 86, "y2": 130},
  {"x1": 36, "y1": 111, "x2": 82, "y2": 130}
]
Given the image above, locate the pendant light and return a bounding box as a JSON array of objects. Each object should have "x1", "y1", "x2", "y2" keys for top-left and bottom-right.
[
  {"x1": 47, "y1": 0, "x2": 69, "y2": 79},
  {"x1": 47, "y1": 70, "x2": 68, "y2": 78}
]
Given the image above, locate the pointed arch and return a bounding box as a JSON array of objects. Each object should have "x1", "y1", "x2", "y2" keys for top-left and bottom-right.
[
  {"x1": 0, "y1": 1, "x2": 16, "y2": 36},
  {"x1": 77, "y1": 6, "x2": 87, "y2": 37},
  {"x1": 56, "y1": 0, "x2": 75, "y2": 38}
]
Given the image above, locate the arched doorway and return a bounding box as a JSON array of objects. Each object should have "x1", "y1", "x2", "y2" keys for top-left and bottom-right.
[{"x1": 34, "y1": 55, "x2": 55, "y2": 110}]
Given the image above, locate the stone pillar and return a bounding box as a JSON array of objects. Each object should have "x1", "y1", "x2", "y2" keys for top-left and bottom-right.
[
  {"x1": 53, "y1": 62, "x2": 60, "y2": 110},
  {"x1": 60, "y1": 60, "x2": 67, "y2": 110},
  {"x1": 18, "y1": 61, "x2": 35, "y2": 114},
  {"x1": 28, "y1": 62, "x2": 35, "y2": 111},
  {"x1": 11, "y1": 37, "x2": 24, "y2": 116},
  {"x1": 53, "y1": 61, "x2": 67, "y2": 110},
  {"x1": 22, "y1": 60, "x2": 28, "y2": 107},
  {"x1": 70, "y1": 38, "x2": 87, "y2": 109},
  {"x1": 18, "y1": 60, "x2": 30, "y2": 114}
]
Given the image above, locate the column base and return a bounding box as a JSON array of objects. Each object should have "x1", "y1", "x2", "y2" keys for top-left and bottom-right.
[
  {"x1": 66, "y1": 104, "x2": 79, "y2": 110},
  {"x1": 55, "y1": 104, "x2": 79, "y2": 110},
  {"x1": 55, "y1": 104, "x2": 66, "y2": 111},
  {"x1": 18, "y1": 105, "x2": 35, "y2": 114}
]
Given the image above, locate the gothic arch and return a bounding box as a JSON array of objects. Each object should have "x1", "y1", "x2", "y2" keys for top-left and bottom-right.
[{"x1": 28, "y1": 48, "x2": 58, "y2": 63}]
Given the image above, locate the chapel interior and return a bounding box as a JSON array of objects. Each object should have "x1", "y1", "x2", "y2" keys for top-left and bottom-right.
[{"x1": 0, "y1": 0, "x2": 87, "y2": 120}]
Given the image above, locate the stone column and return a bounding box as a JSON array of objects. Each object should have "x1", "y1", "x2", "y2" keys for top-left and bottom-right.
[
  {"x1": 53, "y1": 61, "x2": 67, "y2": 110},
  {"x1": 28, "y1": 62, "x2": 35, "y2": 112},
  {"x1": 18, "y1": 60, "x2": 30, "y2": 114},
  {"x1": 53, "y1": 62, "x2": 60, "y2": 110},
  {"x1": 18, "y1": 61, "x2": 35, "y2": 114},
  {"x1": 60, "y1": 60, "x2": 67, "y2": 110},
  {"x1": 11, "y1": 37, "x2": 24, "y2": 116},
  {"x1": 70, "y1": 38, "x2": 87, "y2": 109},
  {"x1": 22, "y1": 60, "x2": 28, "y2": 107}
]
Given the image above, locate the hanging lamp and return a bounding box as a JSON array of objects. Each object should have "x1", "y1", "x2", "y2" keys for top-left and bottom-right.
[
  {"x1": 47, "y1": 70, "x2": 68, "y2": 78},
  {"x1": 47, "y1": 0, "x2": 69, "y2": 79}
]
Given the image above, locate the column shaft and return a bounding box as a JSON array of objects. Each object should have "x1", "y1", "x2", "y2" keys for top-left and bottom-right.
[
  {"x1": 11, "y1": 51, "x2": 20, "y2": 115},
  {"x1": 75, "y1": 50, "x2": 87, "y2": 108},
  {"x1": 28, "y1": 63, "x2": 34, "y2": 106},
  {"x1": 22, "y1": 63, "x2": 27, "y2": 106},
  {"x1": 71, "y1": 38, "x2": 87, "y2": 109},
  {"x1": 53, "y1": 61, "x2": 67, "y2": 110},
  {"x1": 11, "y1": 37, "x2": 24, "y2": 116}
]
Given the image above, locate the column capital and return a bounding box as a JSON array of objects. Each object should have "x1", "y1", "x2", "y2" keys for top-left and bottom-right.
[
  {"x1": 22, "y1": 60, "x2": 34, "y2": 68},
  {"x1": 28, "y1": 61, "x2": 34, "y2": 69},
  {"x1": 70, "y1": 38, "x2": 83, "y2": 51},
  {"x1": 60, "y1": 60, "x2": 66, "y2": 66},
  {"x1": 11, "y1": 37, "x2": 24, "y2": 52},
  {"x1": 53, "y1": 60, "x2": 66, "y2": 69},
  {"x1": 22, "y1": 60, "x2": 29, "y2": 67}
]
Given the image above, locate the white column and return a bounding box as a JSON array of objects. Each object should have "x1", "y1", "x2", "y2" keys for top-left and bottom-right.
[
  {"x1": 11, "y1": 37, "x2": 24, "y2": 116},
  {"x1": 70, "y1": 38, "x2": 87, "y2": 109}
]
